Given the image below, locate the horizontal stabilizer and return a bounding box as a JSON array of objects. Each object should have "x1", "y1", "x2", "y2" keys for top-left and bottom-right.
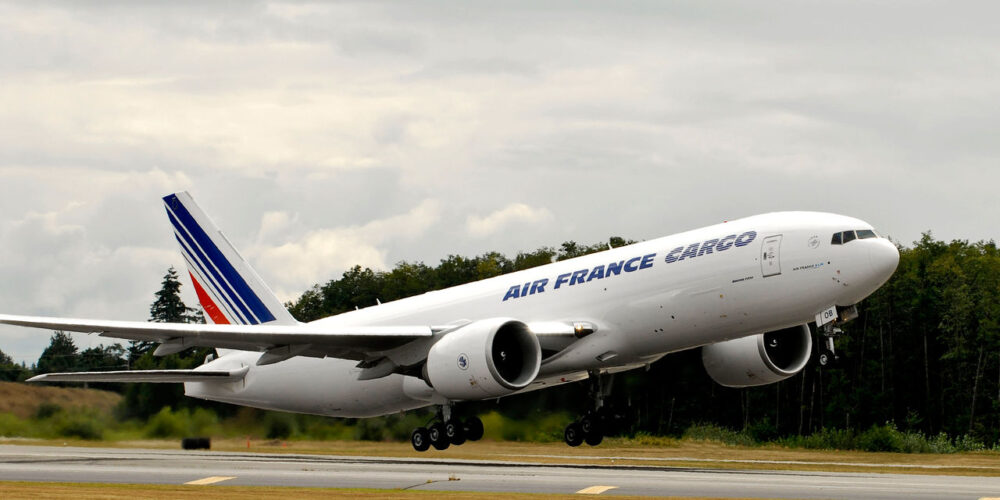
[{"x1": 27, "y1": 366, "x2": 249, "y2": 383}]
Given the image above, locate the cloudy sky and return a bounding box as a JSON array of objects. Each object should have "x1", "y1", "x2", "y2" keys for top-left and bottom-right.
[{"x1": 1, "y1": 1, "x2": 998, "y2": 364}]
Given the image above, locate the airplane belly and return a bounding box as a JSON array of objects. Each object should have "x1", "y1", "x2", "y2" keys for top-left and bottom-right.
[{"x1": 185, "y1": 355, "x2": 430, "y2": 418}]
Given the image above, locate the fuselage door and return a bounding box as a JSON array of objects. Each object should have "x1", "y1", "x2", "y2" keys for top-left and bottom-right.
[{"x1": 761, "y1": 235, "x2": 782, "y2": 277}]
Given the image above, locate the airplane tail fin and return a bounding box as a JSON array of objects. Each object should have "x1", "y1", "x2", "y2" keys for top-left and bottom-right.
[{"x1": 162, "y1": 192, "x2": 298, "y2": 326}]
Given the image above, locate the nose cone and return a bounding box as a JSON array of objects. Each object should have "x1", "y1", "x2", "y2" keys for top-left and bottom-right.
[{"x1": 869, "y1": 239, "x2": 900, "y2": 284}]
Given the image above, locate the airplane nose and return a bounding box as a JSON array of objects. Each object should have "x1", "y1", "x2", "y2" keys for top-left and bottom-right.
[{"x1": 869, "y1": 239, "x2": 900, "y2": 282}]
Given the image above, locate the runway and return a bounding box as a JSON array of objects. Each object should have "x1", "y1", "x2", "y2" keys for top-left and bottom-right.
[{"x1": 1, "y1": 444, "x2": 1000, "y2": 499}]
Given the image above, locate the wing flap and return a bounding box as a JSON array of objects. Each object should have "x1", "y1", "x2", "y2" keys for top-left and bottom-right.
[{"x1": 27, "y1": 366, "x2": 249, "y2": 383}]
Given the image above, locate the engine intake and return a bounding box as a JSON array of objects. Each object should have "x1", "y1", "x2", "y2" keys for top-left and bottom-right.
[
  {"x1": 424, "y1": 318, "x2": 541, "y2": 400},
  {"x1": 702, "y1": 324, "x2": 812, "y2": 388}
]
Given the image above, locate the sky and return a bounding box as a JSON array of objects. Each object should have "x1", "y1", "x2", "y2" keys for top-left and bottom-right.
[{"x1": 1, "y1": 1, "x2": 998, "y2": 364}]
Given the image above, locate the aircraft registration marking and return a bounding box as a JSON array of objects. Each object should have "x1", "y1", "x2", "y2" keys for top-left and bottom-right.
[{"x1": 185, "y1": 476, "x2": 236, "y2": 485}]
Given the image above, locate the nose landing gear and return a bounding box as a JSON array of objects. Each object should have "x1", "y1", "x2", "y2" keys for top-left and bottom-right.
[
  {"x1": 816, "y1": 304, "x2": 858, "y2": 366},
  {"x1": 411, "y1": 405, "x2": 484, "y2": 452}
]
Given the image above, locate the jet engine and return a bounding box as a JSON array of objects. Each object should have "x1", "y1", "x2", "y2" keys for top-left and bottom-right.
[
  {"x1": 702, "y1": 325, "x2": 812, "y2": 388},
  {"x1": 424, "y1": 318, "x2": 541, "y2": 400}
]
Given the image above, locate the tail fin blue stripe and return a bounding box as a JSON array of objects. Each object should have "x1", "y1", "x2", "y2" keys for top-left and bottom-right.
[
  {"x1": 175, "y1": 234, "x2": 249, "y2": 325},
  {"x1": 169, "y1": 214, "x2": 256, "y2": 324},
  {"x1": 163, "y1": 195, "x2": 276, "y2": 323}
]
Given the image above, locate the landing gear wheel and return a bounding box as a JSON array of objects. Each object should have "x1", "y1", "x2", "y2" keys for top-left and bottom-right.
[
  {"x1": 445, "y1": 420, "x2": 466, "y2": 445},
  {"x1": 579, "y1": 414, "x2": 598, "y2": 435},
  {"x1": 464, "y1": 416, "x2": 484, "y2": 442},
  {"x1": 818, "y1": 346, "x2": 838, "y2": 366},
  {"x1": 584, "y1": 430, "x2": 603, "y2": 446},
  {"x1": 411, "y1": 427, "x2": 430, "y2": 452},
  {"x1": 818, "y1": 352, "x2": 830, "y2": 366},
  {"x1": 429, "y1": 422, "x2": 450, "y2": 450},
  {"x1": 564, "y1": 422, "x2": 584, "y2": 447}
]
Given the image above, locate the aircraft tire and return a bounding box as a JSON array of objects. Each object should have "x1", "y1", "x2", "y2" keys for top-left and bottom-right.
[
  {"x1": 464, "y1": 416, "x2": 484, "y2": 441},
  {"x1": 584, "y1": 430, "x2": 603, "y2": 446},
  {"x1": 564, "y1": 422, "x2": 584, "y2": 447},
  {"x1": 429, "y1": 422, "x2": 450, "y2": 450},
  {"x1": 411, "y1": 427, "x2": 430, "y2": 452},
  {"x1": 579, "y1": 414, "x2": 598, "y2": 435},
  {"x1": 445, "y1": 420, "x2": 466, "y2": 445}
]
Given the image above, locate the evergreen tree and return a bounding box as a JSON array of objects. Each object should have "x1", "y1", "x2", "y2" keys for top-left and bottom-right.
[
  {"x1": 150, "y1": 266, "x2": 201, "y2": 324},
  {"x1": 0, "y1": 348, "x2": 30, "y2": 382},
  {"x1": 36, "y1": 331, "x2": 78, "y2": 374},
  {"x1": 130, "y1": 267, "x2": 202, "y2": 361}
]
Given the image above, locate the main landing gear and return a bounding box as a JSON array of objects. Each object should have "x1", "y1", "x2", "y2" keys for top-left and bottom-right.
[
  {"x1": 564, "y1": 370, "x2": 614, "y2": 447},
  {"x1": 411, "y1": 405, "x2": 484, "y2": 452}
]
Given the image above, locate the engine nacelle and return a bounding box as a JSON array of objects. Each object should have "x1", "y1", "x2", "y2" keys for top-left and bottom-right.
[
  {"x1": 424, "y1": 318, "x2": 541, "y2": 400},
  {"x1": 702, "y1": 324, "x2": 813, "y2": 388}
]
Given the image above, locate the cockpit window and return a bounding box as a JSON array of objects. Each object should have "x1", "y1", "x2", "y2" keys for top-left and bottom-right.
[{"x1": 832, "y1": 229, "x2": 879, "y2": 245}]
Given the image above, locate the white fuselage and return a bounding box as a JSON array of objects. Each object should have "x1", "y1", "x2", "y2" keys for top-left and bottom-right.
[{"x1": 186, "y1": 211, "x2": 898, "y2": 417}]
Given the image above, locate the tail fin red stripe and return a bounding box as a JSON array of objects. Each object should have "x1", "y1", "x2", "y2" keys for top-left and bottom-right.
[{"x1": 189, "y1": 272, "x2": 230, "y2": 325}]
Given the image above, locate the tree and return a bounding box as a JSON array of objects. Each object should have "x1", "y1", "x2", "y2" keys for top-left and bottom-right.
[
  {"x1": 130, "y1": 267, "x2": 202, "y2": 361},
  {"x1": 0, "y1": 348, "x2": 30, "y2": 382},
  {"x1": 36, "y1": 331, "x2": 79, "y2": 375}
]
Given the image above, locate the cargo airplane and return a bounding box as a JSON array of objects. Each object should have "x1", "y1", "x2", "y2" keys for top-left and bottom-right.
[{"x1": 0, "y1": 193, "x2": 899, "y2": 451}]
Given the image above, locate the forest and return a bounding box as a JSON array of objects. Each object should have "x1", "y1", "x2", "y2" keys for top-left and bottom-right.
[{"x1": 2, "y1": 232, "x2": 1000, "y2": 451}]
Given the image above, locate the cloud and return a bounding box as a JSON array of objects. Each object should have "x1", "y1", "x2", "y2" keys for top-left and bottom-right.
[
  {"x1": 249, "y1": 199, "x2": 442, "y2": 300},
  {"x1": 466, "y1": 203, "x2": 553, "y2": 238}
]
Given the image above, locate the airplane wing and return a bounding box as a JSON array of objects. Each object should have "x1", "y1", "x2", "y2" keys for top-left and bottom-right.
[
  {"x1": 0, "y1": 313, "x2": 433, "y2": 364},
  {"x1": 27, "y1": 366, "x2": 250, "y2": 383}
]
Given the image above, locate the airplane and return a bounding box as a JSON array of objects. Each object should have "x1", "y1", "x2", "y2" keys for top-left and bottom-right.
[{"x1": 0, "y1": 192, "x2": 900, "y2": 451}]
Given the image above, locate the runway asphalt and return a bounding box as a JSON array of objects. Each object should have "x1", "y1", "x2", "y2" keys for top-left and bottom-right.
[{"x1": 1, "y1": 444, "x2": 1000, "y2": 499}]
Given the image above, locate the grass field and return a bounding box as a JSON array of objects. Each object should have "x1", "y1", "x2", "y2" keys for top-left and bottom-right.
[{"x1": 0, "y1": 382, "x2": 120, "y2": 419}]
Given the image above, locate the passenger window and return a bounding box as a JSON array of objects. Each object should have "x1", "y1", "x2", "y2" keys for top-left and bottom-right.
[
  {"x1": 857, "y1": 229, "x2": 877, "y2": 239},
  {"x1": 831, "y1": 232, "x2": 842, "y2": 245},
  {"x1": 842, "y1": 230, "x2": 857, "y2": 243}
]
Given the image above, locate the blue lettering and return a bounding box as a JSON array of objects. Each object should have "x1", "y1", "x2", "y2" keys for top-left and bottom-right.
[
  {"x1": 664, "y1": 246, "x2": 684, "y2": 263},
  {"x1": 554, "y1": 273, "x2": 571, "y2": 289},
  {"x1": 521, "y1": 283, "x2": 530, "y2": 296},
  {"x1": 716, "y1": 234, "x2": 737, "y2": 251},
  {"x1": 697, "y1": 239, "x2": 719, "y2": 256},
  {"x1": 624, "y1": 256, "x2": 642, "y2": 272},
  {"x1": 677, "y1": 243, "x2": 700, "y2": 261},
  {"x1": 587, "y1": 265, "x2": 605, "y2": 281},
  {"x1": 735, "y1": 230, "x2": 757, "y2": 247},
  {"x1": 529, "y1": 278, "x2": 548, "y2": 294},
  {"x1": 606, "y1": 260, "x2": 624, "y2": 276},
  {"x1": 502, "y1": 285, "x2": 520, "y2": 301},
  {"x1": 640, "y1": 253, "x2": 656, "y2": 269},
  {"x1": 569, "y1": 269, "x2": 588, "y2": 285}
]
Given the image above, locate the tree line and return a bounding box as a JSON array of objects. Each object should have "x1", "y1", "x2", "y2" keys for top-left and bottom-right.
[{"x1": 4, "y1": 233, "x2": 1000, "y2": 445}]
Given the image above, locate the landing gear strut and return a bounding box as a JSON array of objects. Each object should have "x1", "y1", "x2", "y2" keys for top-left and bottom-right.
[
  {"x1": 564, "y1": 370, "x2": 614, "y2": 447},
  {"x1": 411, "y1": 405, "x2": 484, "y2": 452},
  {"x1": 817, "y1": 304, "x2": 858, "y2": 366}
]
